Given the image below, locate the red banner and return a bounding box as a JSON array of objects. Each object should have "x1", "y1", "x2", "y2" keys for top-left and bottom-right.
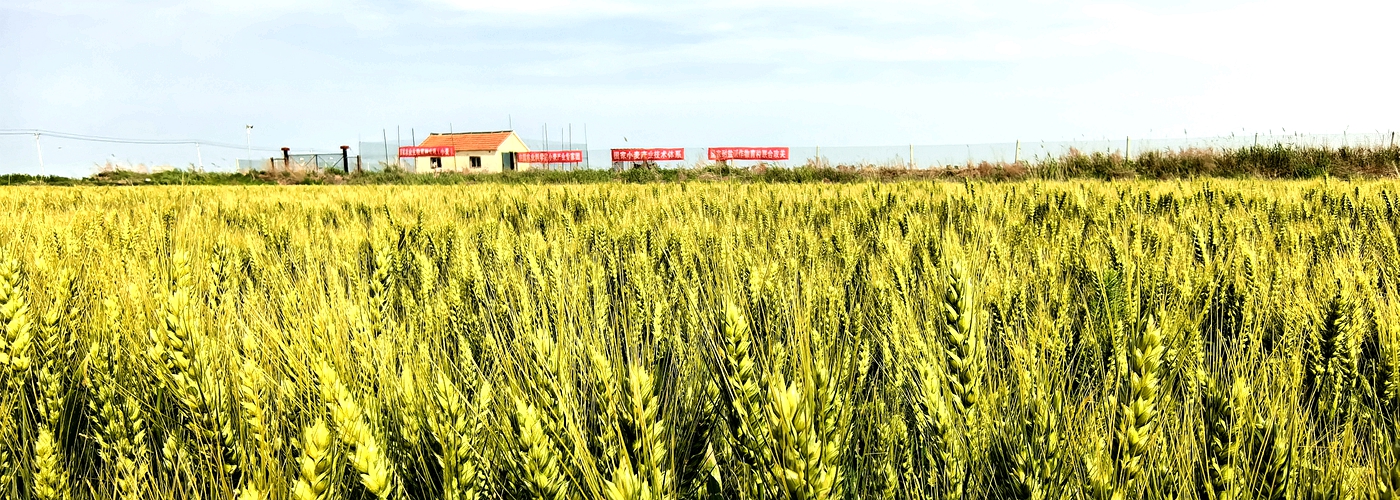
[
  {"x1": 517, "y1": 150, "x2": 583, "y2": 163},
  {"x1": 708, "y1": 147, "x2": 789, "y2": 161},
  {"x1": 399, "y1": 146, "x2": 455, "y2": 157},
  {"x1": 611, "y1": 148, "x2": 685, "y2": 162}
]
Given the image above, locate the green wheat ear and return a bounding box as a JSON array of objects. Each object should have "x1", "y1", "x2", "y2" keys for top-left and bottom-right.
[
  {"x1": 942, "y1": 260, "x2": 982, "y2": 418},
  {"x1": 514, "y1": 398, "x2": 569, "y2": 500},
  {"x1": 0, "y1": 260, "x2": 34, "y2": 381},
  {"x1": 1127, "y1": 318, "x2": 1163, "y2": 446},
  {"x1": 991, "y1": 368, "x2": 1069, "y2": 500},
  {"x1": 1245, "y1": 410, "x2": 1293, "y2": 500},
  {"x1": 1197, "y1": 374, "x2": 1245, "y2": 500},
  {"x1": 1305, "y1": 290, "x2": 1360, "y2": 423},
  {"x1": 604, "y1": 362, "x2": 672, "y2": 500},
  {"x1": 32, "y1": 427, "x2": 67, "y2": 500},
  {"x1": 719, "y1": 301, "x2": 770, "y2": 470}
]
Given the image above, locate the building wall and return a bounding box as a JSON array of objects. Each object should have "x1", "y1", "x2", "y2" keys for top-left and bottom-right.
[
  {"x1": 412, "y1": 133, "x2": 535, "y2": 173},
  {"x1": 416, "y1": 150, "x2": 501, "y2": 173},
  {"x1": 498, "y1": 134, "x2": 534, "y2": 171}
]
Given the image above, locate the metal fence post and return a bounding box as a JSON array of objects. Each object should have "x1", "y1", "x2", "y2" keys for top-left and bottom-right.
[{"x1": 341, "y1": 146, "x2": 350, "y2": 174}]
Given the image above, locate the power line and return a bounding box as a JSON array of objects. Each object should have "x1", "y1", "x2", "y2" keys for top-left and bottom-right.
[{"x1": 0, "y1": 129, "x2": 288, "y2": 152}]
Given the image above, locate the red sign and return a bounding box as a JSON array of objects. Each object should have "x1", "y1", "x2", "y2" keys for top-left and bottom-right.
[
  {"x1": 399, "y1": 146, "x2": 455, "y2": 157},
  {"x1": 517, "y1": 150, "x2": 583, "y2": 163},
  {"x1": 708, "y1": 147, "x2": 789, "y2": 161},
  {"x1": 611, "y1": 148, "x2": 685, "y2": 162}
]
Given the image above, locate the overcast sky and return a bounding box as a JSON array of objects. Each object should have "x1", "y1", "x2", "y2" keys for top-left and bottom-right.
[{"x1": 2, "y1": 0, "x2": 1398, "y2": 175}]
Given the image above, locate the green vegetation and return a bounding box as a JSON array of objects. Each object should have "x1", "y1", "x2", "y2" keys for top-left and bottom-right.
[{"x1": 4, "y1": 143, "x2": 1399, "y2": 185}]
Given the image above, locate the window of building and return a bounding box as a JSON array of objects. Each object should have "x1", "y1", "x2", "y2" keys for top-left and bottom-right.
[
  {"x1": 470, "y1": 156, "x2": 482, "y2": 168},
  {"x1": 430, "y1": 157, "x2": 442, "y2": 169}
]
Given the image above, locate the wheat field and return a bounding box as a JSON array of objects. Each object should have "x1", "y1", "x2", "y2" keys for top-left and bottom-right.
[{"x1": 0, "y1": 181, "x2": 1398, "y2": 500}]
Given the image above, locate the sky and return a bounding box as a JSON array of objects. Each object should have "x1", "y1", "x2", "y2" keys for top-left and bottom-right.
[{"x1": 2, "y1": 0, "x2": 1398, "y2": 175}]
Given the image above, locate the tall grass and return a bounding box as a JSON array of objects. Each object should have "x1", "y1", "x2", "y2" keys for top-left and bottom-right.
[{"x1": 0, "y1": 180, "x2": 1396, "y2": 499}]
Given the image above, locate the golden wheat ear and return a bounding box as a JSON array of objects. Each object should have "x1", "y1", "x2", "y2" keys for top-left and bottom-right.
[{"x1": 290, "y1": 419, "x2": 334, "y2": 500}]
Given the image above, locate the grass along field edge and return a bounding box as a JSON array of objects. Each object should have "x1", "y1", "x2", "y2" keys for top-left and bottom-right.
[{"x1": 2, "y1": 143, "x2": 1399, "y2": 185}]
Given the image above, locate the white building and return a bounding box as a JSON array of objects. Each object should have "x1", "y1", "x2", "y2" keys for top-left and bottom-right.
[{"x1": 413, "y1": 131, "x2": 533, "y2": 173}]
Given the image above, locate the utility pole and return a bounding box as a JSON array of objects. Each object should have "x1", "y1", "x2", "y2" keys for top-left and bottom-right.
[
  {"x1": 34, "y1": 133, "x2": 44, "y2": 174},
  {"x1": 196, "y1": 143, "x2": 203, "y2": 171},
  {"x1": 245, "y1": 125, "x2": 253, "y2": 165},
  {"x1": 584, "y1": 124, "x2": 589, "y2": 170}
]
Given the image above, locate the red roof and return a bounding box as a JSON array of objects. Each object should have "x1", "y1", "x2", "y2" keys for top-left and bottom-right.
[{"x1": 419, "y1": 131, "x2": 516, "y2": 151}]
